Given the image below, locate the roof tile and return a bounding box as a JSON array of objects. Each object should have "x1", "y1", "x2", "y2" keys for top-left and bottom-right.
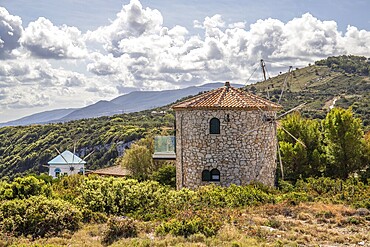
[{"x1": 172, "y1": 82, "x2": 282, "y2": 111}]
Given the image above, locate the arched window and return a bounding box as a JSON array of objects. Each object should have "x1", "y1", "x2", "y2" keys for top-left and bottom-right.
[
  {"x1": 54, "y1": 168, "x2": 61, "y2": 177},
  {"x1": 210, "y1": 118, "x2": 220, "y2": 134},
  {"x1": 202, "y1": 170, "x2": 211, "y2": 181},
  {"x1": 210, "y1": 169, "x2": 220, "y2": 182}
]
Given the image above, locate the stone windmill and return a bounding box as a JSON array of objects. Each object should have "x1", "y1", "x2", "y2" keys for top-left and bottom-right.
[{"x1": 172, "y1": 81, "x2": 283, "y2": 190}]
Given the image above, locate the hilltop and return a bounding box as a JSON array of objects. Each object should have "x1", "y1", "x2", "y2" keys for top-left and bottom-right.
[{"x1": 245, "y1": 55, "x2": 370, "y2": 130}]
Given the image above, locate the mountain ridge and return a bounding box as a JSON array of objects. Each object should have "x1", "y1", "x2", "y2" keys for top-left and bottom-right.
[{"x1": 1, "y1": 82, "x2": 241, "y2": 127}]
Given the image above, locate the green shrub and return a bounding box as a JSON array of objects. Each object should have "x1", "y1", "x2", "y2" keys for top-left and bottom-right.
[
  {"x1": 278, "y1": 180, "x2": 295, "y2": 193},
  {"x1": 102, "y1": 217, "x2": 138, "y2": 245},
  {"x1": 151, "y1": 164, "x2": 176, "y2": 188},
  {"x1": 0, "y1": 196, "x2": 82, "y2": 238},
  {"x1": 156, "y1": 209, "x2": 224, "y2": 238},
  {"x1": 281, "y1": 192, "x2": 310, "y2": 205},
  {"x1": 0, "y1": 176, "x2": 51, "y2": 200},
  {"x1": 77, "y1": 178, "x2": 173, "y2": 219},
  {"x1": 192, "y1": 184, "x2": 273, "y2": 208},
  {"x1": 81, "y1": 208, "x2": 108, "y2": 223}
]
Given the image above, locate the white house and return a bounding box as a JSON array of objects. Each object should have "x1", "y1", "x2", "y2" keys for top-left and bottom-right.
[{"x1": 48, "y1": 150, "x2": 86, "y2": 178}]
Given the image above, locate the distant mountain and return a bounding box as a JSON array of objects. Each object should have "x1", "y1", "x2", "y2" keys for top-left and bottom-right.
[
  {"x1": 60, "y1": 100, "x2": 123, "y2": 121},
  {"x1": 1, "y1": 82, "x2": 243, "y2": 126},
  {"x1": 110, "y1": 83, "x2": 228, "y2": 112},
  {"x1": 0, "y1": 108, "x2": 76, "y2": 127}
]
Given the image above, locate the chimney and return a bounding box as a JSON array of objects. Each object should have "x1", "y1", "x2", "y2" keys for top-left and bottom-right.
[{"x1": 225, "y1": 81, "x2": 230, "y2": 88}]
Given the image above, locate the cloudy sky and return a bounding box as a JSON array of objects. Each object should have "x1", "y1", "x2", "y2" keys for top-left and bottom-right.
[{"x1": 1, "y1": 0, "x2": 370, "y2": 122}]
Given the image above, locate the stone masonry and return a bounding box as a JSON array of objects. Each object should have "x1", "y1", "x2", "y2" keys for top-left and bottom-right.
[{"x1": 175, "y1": 109, "x2": 278, "y2": 190}]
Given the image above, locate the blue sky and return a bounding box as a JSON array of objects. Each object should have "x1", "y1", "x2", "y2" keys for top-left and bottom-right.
[
  {"x1": 3, "y1": 0, "x2": 370, "y2": 32},
  {"x1": 1, "y1": 0, "x2": 370, "y2": 122}
]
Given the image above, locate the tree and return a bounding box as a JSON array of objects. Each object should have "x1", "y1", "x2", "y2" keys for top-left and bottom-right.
[
  {"x1": 118, "y1": 137, "x2": 157, "y2": 180},
  {"x1": 359, "y1": 131, "x2": 370, "y2": 182},
  {"x1": 322, "y1": 108, "x2": 366, "y2": 179},
  {"x1": 278, "y1": 112, "x2": 324, "y2": 181}
]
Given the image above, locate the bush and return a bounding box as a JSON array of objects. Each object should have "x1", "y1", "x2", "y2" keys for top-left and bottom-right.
[
  {"x1": 151, "y1": 164, "x2": 176, "y2": 187},
  {"x1": 0, "y1": 176, "x2": 52, "y2": 200},
  {"x1": 0, "y1": 196, "x2": 82, "y2": 238},
  {"x1": 156, "y1": 208, "x2": 225, "y2": 238},
  {"x1": 81, "y1": 208, "x2": 108, "y2": 223},
  {"x1": 102, "y1": 217, "x2": 138, "y2": 245}
]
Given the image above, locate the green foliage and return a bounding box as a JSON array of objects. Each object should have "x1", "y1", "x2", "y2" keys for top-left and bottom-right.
[
  {"x1": 359, "y1": 131, "x2": 370, "y2": 182},
  {"x1": 76, "y1": 178, "x2": 172, "y2": 220},
  {"x1": 0, "y1": 174, "x2": 369, "y2": 242},
  {"x1": 278, "y1": 108, "x2": 368, "y2": 181},
  {"x1": 278, "y1": 113, "x2": 325, "y2": 180},
  {"x1": 102, "y1": 217, "x2": 138, "y2": 245},
  {"x1": 0, "y1": 176, "x2": 51, "y2": 200},
  {"x1": 322, "y1": 108, "x2": 367, "y2": 179},
  {"x1": 0, "y1": 109, "x2": 173, "y2": 178},
  {"x1": 315, "y1": 55, "x2": 370, "y2": 76},
  {"x1": 245, "y1": 55, "x2": 370, "y2": 130},
  {"x1": 156, "y1": 209, "x2": 224, "y2": 237},
  {"x1": 0, "y1": 196, "x2": 82, "y2": 238},
  {"x1": 150, "y1": 164, "x2": 176, "y2": 187},
  {"x1": 51, "y1": 174, "x2": 85, "y2": 202},
  {"x1": 191, "y1": 183, "x2": 274, "y2": 209},
  {"x1": 294, "y1": 177, "x2": 370, "y2": 209},
  {"x1": 120, "y1": 142, "x2": 153, "y2": 180}
]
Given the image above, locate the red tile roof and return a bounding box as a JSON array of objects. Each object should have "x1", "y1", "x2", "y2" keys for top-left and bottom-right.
[{"x1": 172, "y1": 82, "x2": 282, "y2": 111}]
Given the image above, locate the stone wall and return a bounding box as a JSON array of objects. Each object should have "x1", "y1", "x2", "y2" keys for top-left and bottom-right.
[{"x1": 175, "y1": 109, "x2": 278, "y2": 190}]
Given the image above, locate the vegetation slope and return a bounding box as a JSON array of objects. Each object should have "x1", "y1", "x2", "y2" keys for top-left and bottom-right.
[
  {"x1": 0, "y1": 175, "x2": 369, "y2": 246},
  {"x1": 245, "y1": 55, "x2": 370, "y2": 129},
  {"x1": 1, "y1": 55, "x2": 369, "y2": 179}
]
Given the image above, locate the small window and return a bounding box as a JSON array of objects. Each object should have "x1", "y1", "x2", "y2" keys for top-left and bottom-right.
[
  {"x1": 210, "y1": 118, "x2": 220, "y2": 134},
  {"x1": 78, "y1": 168, "x2": 84, "y2": 175},
  {"x1": 55, "y1": 168, "x2": 61, "y2": 177},
  {"x1": 210, "y1": 169, "x2": 220, "y2": 182},
  {"x1": 202, "y1": 170, "x2": 211, "y2": 181}
]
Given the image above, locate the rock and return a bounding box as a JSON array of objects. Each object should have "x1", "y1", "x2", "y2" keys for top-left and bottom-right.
[{"x1": 356, "y1": 208, "x2": 370, "y2": 216}]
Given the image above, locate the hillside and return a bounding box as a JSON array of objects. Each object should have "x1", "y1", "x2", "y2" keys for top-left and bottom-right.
[
  {"x1": 0, "y1": 55, "x2": 369, "y2": 179},
  {"x1": 245, "y1": 55, "x2": 370, "y2": 130},
  {"x1": 0, "y1": 109, "x2": 174, "y2": 179}
]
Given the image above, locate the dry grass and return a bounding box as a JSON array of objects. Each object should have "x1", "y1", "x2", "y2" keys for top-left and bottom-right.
[{"x1": 2, "y1": 202, "x2": 369, "y2": 247}]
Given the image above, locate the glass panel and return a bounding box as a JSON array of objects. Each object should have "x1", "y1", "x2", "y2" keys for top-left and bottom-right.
[
  {"x1": 210, "y1": 118, "x2": 220, "y2": 134},
  {"x1": 154, "y1": 136, "x2": 176, "y2": 154},
  {"x1": 210, "y1": 169, "x2": 220, "y2": 181},
  {"x1": 202, "y1": 170, "x2": 211, "y2": 181}
]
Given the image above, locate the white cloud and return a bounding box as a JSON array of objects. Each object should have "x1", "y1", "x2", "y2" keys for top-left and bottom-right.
[
  {"x1": 86, "y1": 0, "x2": 163, "y2": 56},
  {"x1": 0, "y1": 7, "x2": 23, "y2": 59},
  {"x1": 2, "y1": 1, "x2": 370, "y2": 122},
  {"x1": 342, "y1": 25, "x2": 370, "y2": 55},
  {"x1": 0, "y1": 87, "x2": 50, "y2": 109},
  {"x1": 21, "y1": 17, "x2": 87, "y2": 59}
]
